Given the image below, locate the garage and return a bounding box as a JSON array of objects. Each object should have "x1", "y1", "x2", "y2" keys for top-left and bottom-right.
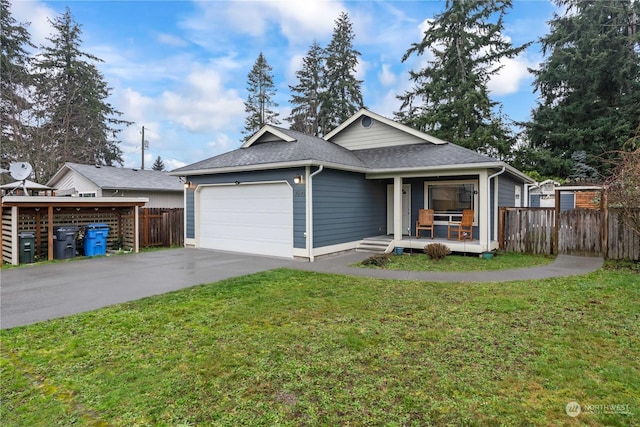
[{"x1": 197, "y1": 182, "x2": 293, "y2": 258}]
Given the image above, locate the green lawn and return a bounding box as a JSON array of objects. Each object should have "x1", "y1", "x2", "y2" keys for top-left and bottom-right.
[
  {"x1": 358, "y1": 251, "x2": 556, "y2": 272},
  {"x1": 1, "y1": 263, "x2": 638, "y2": 426}
]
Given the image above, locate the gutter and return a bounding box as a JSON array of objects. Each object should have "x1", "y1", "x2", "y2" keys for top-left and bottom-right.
[
  {"x1": 307, "y1": 165, "x2": 324, "y2": 262},
  {"x1": 487, "y1": 166, "x2": 506, "y2": 251}
]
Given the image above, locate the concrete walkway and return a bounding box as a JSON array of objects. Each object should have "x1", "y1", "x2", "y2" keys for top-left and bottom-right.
[
  {"x1": 1, "y1": 249, "x2": 603, "y2": 329},
  {"x1": 294, "y1": 251, "x2": 604, "y2": 283}
]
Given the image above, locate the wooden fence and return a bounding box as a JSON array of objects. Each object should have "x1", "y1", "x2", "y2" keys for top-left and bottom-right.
[
  {"x1": 137, "y1": 208, "x2": 183, "y2": 248},
  {"x1": 500, "y1": 207, "x2": 639, "y2": 261}
]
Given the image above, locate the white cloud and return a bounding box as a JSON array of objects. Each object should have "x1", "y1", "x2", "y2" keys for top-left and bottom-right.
[
  {"x1": 378, "y1": 64, "x2": 397, "y2": 87},
  {"x1": 156, "y1": 33, "x2": 188, "y2": 47},
  {"x1": 159, "y1": 66, "x2": 244, "y2": 133},
  {"x1": 9, "y1": 0, "x2": 56, "y2": 49},
  {"x1": 488, "y1": 55, "x2": 535, "y2": 96}
]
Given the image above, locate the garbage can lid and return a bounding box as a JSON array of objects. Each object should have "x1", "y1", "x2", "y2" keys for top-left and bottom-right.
[
  {"x1": 19, "y1": 231, "x2": 36, "y2": 237},
  {"x1": 85, "y1": 223, "x2": 110, "y2": 229},
  {"x1": 53, "y1": 225, "x2": 79, "y2": 231}
]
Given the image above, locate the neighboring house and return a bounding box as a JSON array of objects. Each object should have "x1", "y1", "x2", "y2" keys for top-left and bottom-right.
[
  {"x1": 529, "y1": 180, "x2": 601, "y2": 210},
  {"x1": 528, "y1": 179, "x2": 561, "y2": 208},
  {"x1": 171, "y1": 109, "x2": 533, "y2": 260},
  {"x1": 47, "y1": 162, "x2": 184, "y2": 208}
]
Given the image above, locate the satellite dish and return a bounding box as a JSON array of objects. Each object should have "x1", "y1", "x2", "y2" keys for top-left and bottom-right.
[
  {"x1": 9, "y1": 162, "x2": 33, "y2": 181},
  {"x1": 6, "y1": 162, "x2": 33, "y2": 196}
]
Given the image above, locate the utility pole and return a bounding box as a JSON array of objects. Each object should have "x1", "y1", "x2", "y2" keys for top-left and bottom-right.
[{"x1": 141, "y1": 126, "x2": 149, "y2": 170}]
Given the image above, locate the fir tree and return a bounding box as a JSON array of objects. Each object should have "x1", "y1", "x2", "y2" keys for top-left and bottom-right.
[
  {"x1": 523, "y1": 0, "x2": 640, "y2": 178},
  {"x1": 0, "y1": 0, "x2": 36, "y2": 175},
  {"x1": 242, "y1": 52, "x2": 279, "y2": 140},
  {"x1": 152, "y1": 156, "x2": 166, "y2": 171},
  {"x1": 32, "y1": 8, "x2": 130, "y2": 182},
  {"x1": 287, "y1": 41, "x2": 324, "y2": 136},
  {"x1": 396, "y1": 0, "x2": 528, "y2": 158},
  {"x1": 319, "y1": 12, "x2": 363, "y2": 136}
]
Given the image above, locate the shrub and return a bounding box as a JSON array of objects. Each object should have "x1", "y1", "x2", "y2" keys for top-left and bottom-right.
[
  {"x1": 361, "y1": 253, "x2": 391, "y2": 267},
  {"x1": 424, "y1": 243, "x2": 451, "y2": 260}
]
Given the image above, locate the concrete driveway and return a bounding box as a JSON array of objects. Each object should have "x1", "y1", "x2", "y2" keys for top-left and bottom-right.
[
  {"x1": 1, "y1": 248, "x2": 290, "y2": 329},
  {"x1": 1, "y1": 248, "x2": 603, "y2": 330}
]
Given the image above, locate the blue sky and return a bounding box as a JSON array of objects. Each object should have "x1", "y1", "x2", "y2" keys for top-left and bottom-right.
[{"x1": 12, "y1": 0, "x2": 557, "y2": 170}]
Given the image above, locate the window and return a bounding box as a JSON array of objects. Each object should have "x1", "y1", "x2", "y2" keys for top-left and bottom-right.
[
  {"x1": 425, "y1": 180, "x2": 478, "y2": 223},
  {"x1": 78, "y1": 192, "x2": 96, "y2": 198},
  {"x1": 360, "y1": 116, "x2": 373, "y2": 128}
]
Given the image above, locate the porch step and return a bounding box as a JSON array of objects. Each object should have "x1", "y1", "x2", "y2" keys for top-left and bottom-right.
[{"x1": 356, "y1": 237, "x2": 393, "y2": 254}]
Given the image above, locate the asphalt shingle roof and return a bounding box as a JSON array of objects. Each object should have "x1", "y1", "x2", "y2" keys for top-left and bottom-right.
[
  {"x1": 172, "y1": 126, "x2": 500, "y2": 175},
  {"x1": 63, "y1": 163, "x2": 183, "y2": 191},
  {"x1": 172, "y1": 127, "x2": 368, "y2": 173},
  {"x1": 351, "y1": 142, "x2": 496, "y2": 169}
]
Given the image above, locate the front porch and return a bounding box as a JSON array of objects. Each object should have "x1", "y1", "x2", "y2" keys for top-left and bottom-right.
[{"x1": 357, "y1": 235, "x2": 494, "y2": 255}]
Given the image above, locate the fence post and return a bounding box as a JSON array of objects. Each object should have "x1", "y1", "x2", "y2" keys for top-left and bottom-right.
[
  {"x1": 498, "y1": 207, "x2": 505, "y2": 250},
  {"x1": 602, "y1": 190, "x2": 609, "y2": 259},
  {"x1": 554, "y1": 189, "x2": 561, "y2": 255}
]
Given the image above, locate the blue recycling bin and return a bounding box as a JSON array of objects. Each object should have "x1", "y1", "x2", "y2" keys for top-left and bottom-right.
[{"x1": 83, "y1": 223, "x2": 110, "y2": 257}]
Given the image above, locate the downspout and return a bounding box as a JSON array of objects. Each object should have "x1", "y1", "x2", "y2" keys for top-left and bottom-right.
[
  {"x1": 307, "y1": 165, "x2": 324, "y2": 262},
  {"x1": 487, "y1": 166, "x2": 506, "y2": 252}
]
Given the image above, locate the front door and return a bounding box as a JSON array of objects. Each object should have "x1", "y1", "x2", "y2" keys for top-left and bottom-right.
[{"x1": 387, "y1": 184, "x2": 411, "y2": 235}]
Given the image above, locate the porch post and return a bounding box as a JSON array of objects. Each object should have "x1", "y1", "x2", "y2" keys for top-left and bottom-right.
[
  {"x1": 393, "y1": 176, "x2": 403, "y2": 241},
  {"x1": 478, "y1": 170, "x2": 489, "y2": 252}
]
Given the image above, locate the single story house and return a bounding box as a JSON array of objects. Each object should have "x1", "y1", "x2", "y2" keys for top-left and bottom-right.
[
  {"x1": 170, "y1": 109, "x2": 534, "y2": 260},
  {"x1": 47, "y1": 162, "x2": 184, "y2": 208}
]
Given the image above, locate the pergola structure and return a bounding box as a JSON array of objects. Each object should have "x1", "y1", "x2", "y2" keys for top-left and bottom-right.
[{"x1": 1, "y1": 196, "x2": 148, "y2": 265}]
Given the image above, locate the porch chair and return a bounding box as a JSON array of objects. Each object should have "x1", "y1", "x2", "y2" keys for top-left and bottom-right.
[
  {"x1": 416, "y1": 209, "x2": 435, "y2": 239},
  {"x1": 447, "y1": 209, "x2": 474, "y2": 241}
]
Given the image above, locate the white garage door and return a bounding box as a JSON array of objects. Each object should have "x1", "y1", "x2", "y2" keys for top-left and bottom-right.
[{"x1": 198, "y1": 182, "x2": 293, "y2": 258}]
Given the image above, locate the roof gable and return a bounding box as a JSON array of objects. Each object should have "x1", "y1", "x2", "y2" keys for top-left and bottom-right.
[
  {"x1": 241, "y1": 125, "x2": 296, "y2": 148},
  {"x1": 324, "y1": 109, "x2": 447, "y2": 150}
]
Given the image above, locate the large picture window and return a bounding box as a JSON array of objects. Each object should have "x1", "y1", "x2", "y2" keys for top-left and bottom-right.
[{"x1": 425, "y1": 180, "x2": 478, "y2": 223}]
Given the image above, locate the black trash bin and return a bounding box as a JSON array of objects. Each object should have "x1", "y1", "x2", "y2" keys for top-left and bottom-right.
[
  {"x1": 53, "y1": 225, "x2": 79, "y2": 260},
  {"x1": 19, "y1": 231, "x2": 36, "y2": 264}
]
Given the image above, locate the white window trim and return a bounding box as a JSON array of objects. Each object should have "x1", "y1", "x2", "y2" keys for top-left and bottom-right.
[
  {"x1": 424, "y1": 180, "x2": 479, "y2": 225},
  {"x1": 78, "y1": 192, "x2": 97, "y2": 198}
]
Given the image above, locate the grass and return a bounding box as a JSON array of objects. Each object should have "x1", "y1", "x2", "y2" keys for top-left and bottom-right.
[
  {"x1": 1, "y1": 262, "x2": 639, "y2": 426},
  {"x1": 358, "y1": 251, "x2": 556, "y2": 272}
]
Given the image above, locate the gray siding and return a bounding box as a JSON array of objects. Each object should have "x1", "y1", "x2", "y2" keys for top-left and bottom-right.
[
  {"x1": 313, "y1": 169, "x2": 386, "y2": 247},
  {"x1": 186, "y1": 168, "x2": 306, "y2": 248},
  {"x1": 330, "y1": 118, "x2": 425, "y2": 150},
  {"x1": 530, "y1": 194, "x2": 541, "y2": 208},
  {"x1": 186, "y1": 190, "x2": 195, "y2": 238},
  {"x1": 560, "y1": 193, "x2": 575, "y2": 211},
  {"x1": 498, "y1": 174, "x2": 521, "y2": 208}
]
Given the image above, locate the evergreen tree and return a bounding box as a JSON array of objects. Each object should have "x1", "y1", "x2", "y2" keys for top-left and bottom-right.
[
  {"x1": 396, "y1": 0, "x2": 528, "y2": 158},
  {"x1": 523, "y1": 0, "x2": 640, "y2": 178},
  {"x1": 152, "y1": 156, "x2": 166, "y2": 171},
  {"x1": 242, "y1": 52, "x2": 279, "y2": 140},
  {"x1": 32, "y1": 8, "x2": 129, "y2": 182},
  {"x1": 287, "y1": 41, "x2": 324, "y2": 136},
  {"x1": 0, "y1": 0, "x2": 35, "y2": 175},
  {"x1": 319, "y1": 12, "x2": 363, "y2": 136}
]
